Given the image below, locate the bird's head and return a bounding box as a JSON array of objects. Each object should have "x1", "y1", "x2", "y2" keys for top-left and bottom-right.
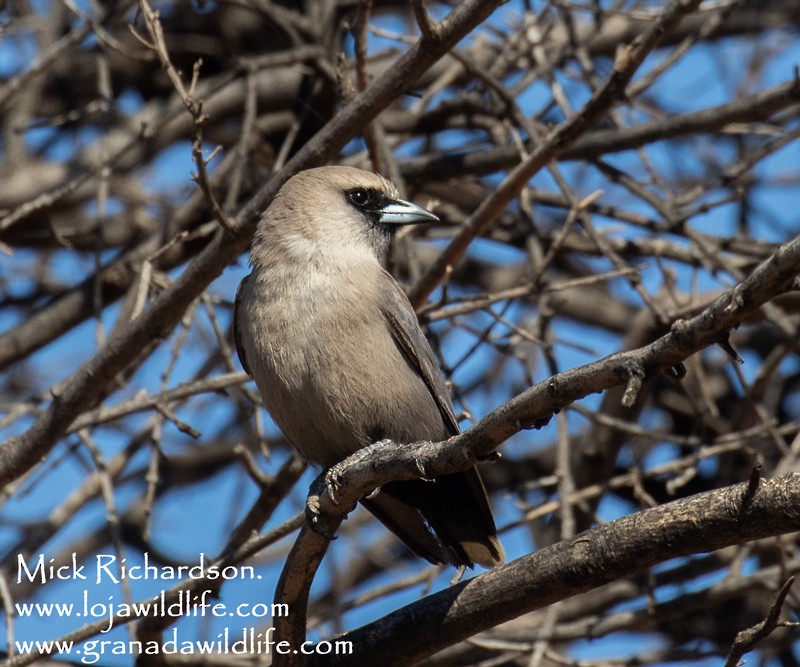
[{"x1": 252, "y1": 166, "x2": 439, "y2": 265}]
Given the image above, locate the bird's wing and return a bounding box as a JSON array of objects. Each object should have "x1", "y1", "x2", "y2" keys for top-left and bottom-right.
[
  {"x1": 378, "y1": 272, "x2": 460, "y2": 436},
  {"x1": 378, "y1": 271, "x2": 503, "y2": 567},
  {"x1": 233, "y1": 273, "x2": 252, "y2": 376}
]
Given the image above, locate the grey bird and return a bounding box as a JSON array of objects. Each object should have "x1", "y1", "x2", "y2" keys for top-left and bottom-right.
[{"x1": 234, "y1": 166, "x2": 504, "y2": 567}]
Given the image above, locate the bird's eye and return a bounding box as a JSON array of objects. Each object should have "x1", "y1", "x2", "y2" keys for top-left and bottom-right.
[{"x1": 348, "y1": 189, "x2": 369, "y2": 208}]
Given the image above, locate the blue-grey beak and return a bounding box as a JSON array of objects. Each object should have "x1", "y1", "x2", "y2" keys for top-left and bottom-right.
[{"x1": 379, "y1": 199, "x2": 439, "y2": 225}]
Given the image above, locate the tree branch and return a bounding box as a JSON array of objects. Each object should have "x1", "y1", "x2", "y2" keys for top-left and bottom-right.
[
  {"x1": 317, "y1": 473, "x2": 800, "y2": 665},
  {"x1": 398, "y1": 77, "x2": 800, "y2": 181},
  {"x1": 723, "y1": 576, "x2": 797, "y2": 667}
]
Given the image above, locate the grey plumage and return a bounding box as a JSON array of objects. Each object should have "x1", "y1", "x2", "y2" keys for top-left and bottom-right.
[{"x1": 234, "y1": 166, "x2": 503, "y2": 567}]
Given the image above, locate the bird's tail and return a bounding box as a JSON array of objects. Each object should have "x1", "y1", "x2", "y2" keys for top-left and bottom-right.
[{"x1": 363, "y1": 468, "x2": 504, "y2": 567}]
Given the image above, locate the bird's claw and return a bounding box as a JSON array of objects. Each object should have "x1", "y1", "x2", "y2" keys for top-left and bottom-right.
[
  {"x1": 305, "y1": 489, "x2": 343, "y2": 540},
  {"x1": 305, "y1": 493, "x2": 330, "y2": 535},
  {"x1": 324, "y1": 463, "x2": 345, "y2": 505}
]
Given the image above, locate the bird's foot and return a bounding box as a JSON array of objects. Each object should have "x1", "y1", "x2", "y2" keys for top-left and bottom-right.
[
  {"x1": 306, "y1": 440, "x2": 397, "y2": 538},
  {"x1": 324, "y1": 438, "x2": 396, "y2": 501}
]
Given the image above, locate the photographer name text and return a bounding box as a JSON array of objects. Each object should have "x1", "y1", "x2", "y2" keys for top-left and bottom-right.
[{"x1": 17, "y1": 553, "x2": 255, "y2": 584}]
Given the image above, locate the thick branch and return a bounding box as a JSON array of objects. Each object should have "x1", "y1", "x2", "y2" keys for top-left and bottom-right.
[{"x1": 317, "y1": 473, "x2": 800, "y2": 665}]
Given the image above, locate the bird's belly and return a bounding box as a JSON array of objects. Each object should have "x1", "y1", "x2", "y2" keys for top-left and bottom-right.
[{"x1": 248, "y1": 302, "x2": 443, "y2": 467}]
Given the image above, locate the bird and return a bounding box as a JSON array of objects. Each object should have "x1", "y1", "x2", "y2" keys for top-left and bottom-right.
[{"x1": 234, "y1": 166, "x2": 504, "y2": 567}]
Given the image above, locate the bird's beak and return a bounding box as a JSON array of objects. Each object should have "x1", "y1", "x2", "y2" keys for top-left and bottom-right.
[{"x1": 379, "y1": 199, "x2": 439, "y2": 225}]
